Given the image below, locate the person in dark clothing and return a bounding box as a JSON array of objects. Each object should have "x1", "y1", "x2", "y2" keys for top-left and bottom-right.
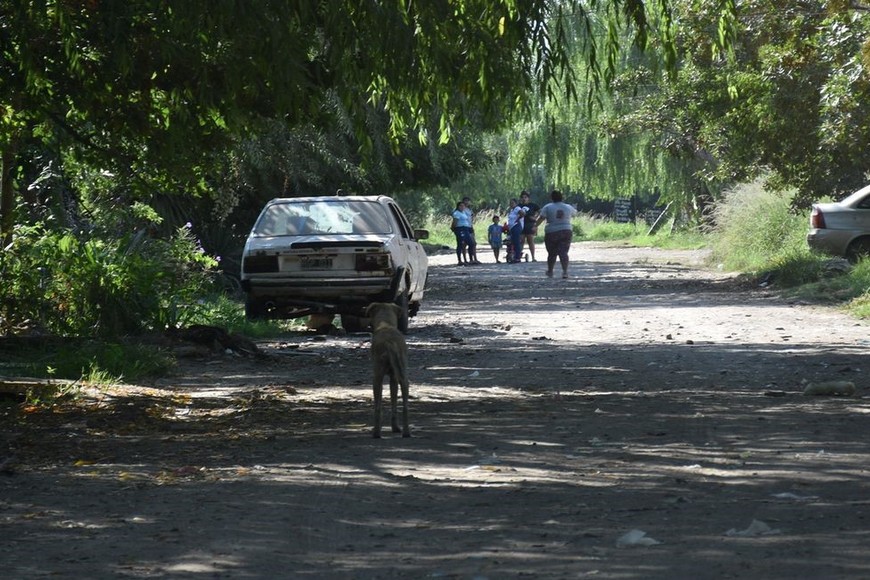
[{"x1": 519, "y1": 190, "x2": 540, "y2": 262}]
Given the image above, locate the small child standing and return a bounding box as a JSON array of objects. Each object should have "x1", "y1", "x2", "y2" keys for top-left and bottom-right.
[{"x1": 487, "y1": 215, "x2": 504, "y2": 263}]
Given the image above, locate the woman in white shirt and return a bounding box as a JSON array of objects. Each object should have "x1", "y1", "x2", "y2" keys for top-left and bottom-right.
[{"x1": 536, "y1": 190, "x2": 577, "y2": 278}]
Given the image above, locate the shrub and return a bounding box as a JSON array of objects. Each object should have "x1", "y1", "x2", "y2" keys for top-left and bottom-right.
[
  {"x1": 0, "y1": 222, "x2": 218, "y2": 337},
  {"x1": 709, "y1": 181, "x2": 812, "y2": 272},
  {"x1": 765, "y1": 250, "x2": 825, "y2": 288}
]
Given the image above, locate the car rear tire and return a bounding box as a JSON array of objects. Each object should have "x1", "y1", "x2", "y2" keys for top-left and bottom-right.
[
  {"x1": 340, "y1": 314, "x2": 366, "y2": 333},
  {"x1": 846, "y1": 238, "x2": 870, "y2": 263},
  {"x1": 395, "y1": 291, "x2": 409, "y2": 334},
  {"x1": 245, "y1": 297, "x2": 266, "y2": 320}
]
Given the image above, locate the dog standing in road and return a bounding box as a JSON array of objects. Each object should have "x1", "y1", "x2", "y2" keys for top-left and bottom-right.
[{"x1": 366, "y1": 302, "x2": 411, "y2": 438}]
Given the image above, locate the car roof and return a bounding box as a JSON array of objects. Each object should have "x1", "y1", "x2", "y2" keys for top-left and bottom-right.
[
  {"x1": 266, "y1": 196, "x2": 394, "y2": 204},
  {"x1": 842, "y1": 184, "x2": 870, "y2": 206}
]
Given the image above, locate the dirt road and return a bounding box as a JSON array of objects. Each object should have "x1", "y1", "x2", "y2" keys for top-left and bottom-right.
[{"x1": 2, "y1": 242, "x2": 869, "y2": 579}]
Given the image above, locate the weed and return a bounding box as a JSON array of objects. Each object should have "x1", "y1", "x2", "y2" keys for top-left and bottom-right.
[
  {"x1": 763, "y1": 251, "x2": 825, "y2": 288},
  {"x1": 82, "y1": 361, "x2": 120, "y2": 387},
  {"x1": 184, "y1": 293, "x2": 307, "y2": 338},
  {"x1": 709, "y1": 181, "x2": 810, "y2": 271},
  {"x1": 24, "y1": 378, "x2": 81, "y2": 408}
]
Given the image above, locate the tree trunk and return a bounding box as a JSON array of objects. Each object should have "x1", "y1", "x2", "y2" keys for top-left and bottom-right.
[{"x1": 0, "y1": 144, "x2": 16, "y2": 249}]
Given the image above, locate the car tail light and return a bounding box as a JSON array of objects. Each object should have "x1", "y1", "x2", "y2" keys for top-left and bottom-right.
[
  {"x1": 243, "y1": 254, "x2": 279, "y2": 273},
  {"x1": 810, "y1": 207, "x2": 826, "y2": 229},
  {"x1": 355, "y1": 252, "x2": 390, "y2": 272}
]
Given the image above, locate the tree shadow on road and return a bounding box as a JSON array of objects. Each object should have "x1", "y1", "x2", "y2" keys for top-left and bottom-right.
[{"x1": 2, "y1": 253, "x2": 869, "y2": 578}]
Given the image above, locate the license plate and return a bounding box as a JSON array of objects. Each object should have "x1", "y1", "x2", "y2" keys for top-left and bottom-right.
[{"x1": 301, "y1": 256, "x2": 333, "y2": 270}]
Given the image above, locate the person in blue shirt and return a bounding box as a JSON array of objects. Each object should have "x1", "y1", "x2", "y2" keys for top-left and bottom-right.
[
  {"x1": 451, "y1": 200, "x2": 473, "y2": 265},
  {"x1": 487, "y1": 215, "x2": 504, "y2": 263}
]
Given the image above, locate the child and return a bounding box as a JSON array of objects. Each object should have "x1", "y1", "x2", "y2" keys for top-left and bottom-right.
[{"x1": 487, "y1": 215, "x2": 504, "y2": 263}]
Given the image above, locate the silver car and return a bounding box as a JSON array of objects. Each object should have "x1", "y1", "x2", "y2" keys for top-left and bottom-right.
[
  {"x1": 240, "y1": 196, "x2": 429, "y2": 332},
  {"x1": 807, "y1": 184, "x2": 870, "y2": 262}
]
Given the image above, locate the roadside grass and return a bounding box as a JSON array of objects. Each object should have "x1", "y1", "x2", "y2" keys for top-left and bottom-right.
[
  {"x1": 850, "y1": 282, "x2": 870, "y2": 318},
  {"x1": 785, "y1": 259, "x2": 870, "y2": 315},
  {"x1": 566, "y1": 182, "x2": 869, "y2": 319},
  {"x1": 426, "y1": 208, "x2": 708, "y2": 253},
  {"x1": 425, "y1": 213, "x2": 459, "y2": 249},
  {"x1": 185, "y1": 293, "x2": 307, "y2": 338},
  {"x1": 708, "y1": 181, "x2": 811, "y2": 272},
  {"x1": 706, "y1": 180, "x2": 869, "y2": 318},
  {"x1": 1, "y1": 294, "x2": 307, "y2": 387},
  {"x1": 0, "y1": 340, "x2": 175, "y2": 384},
  {"x1": 577, "y1": 213, "x2": 709, "y2": 249}
]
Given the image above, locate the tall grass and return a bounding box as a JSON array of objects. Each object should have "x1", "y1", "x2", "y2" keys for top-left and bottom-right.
[
  {"x1": 424, "y1": 213, "x2": 460, "y2": 248},
  {"x1": 578, "y1": 214, "x2": 637, "y2": 240},
  {"x1": 708, "y1": 180, "x2": 869, "y2": 317},
  {"x1": 576, "y1": 213, "x2": 708, "y2": 249},
  {"x1": 709, "y1": 181, "x2": 812, "y2": 272},
  {"x1": 707, "y1": 181, "x2": 835, "y2": 287}
]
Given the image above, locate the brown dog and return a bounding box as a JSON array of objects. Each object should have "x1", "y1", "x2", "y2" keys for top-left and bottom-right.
[{"x1": 366, "y1": 302, "x2": 411, "y2": 438}]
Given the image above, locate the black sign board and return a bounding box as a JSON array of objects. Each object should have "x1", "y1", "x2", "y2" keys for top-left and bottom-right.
[{"x1": 613, "y1": 198, "x2": 633, "y2": 223}]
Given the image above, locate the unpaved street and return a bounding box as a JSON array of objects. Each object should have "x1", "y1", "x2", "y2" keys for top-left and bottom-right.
[{"x1": 2, "y1": 242, "x2": 869, "y2": 579}]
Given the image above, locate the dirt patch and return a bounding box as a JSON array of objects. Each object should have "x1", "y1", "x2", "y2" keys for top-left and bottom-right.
[{"x1": 2, "y1": 242, "x2": 869, "y2": 579}]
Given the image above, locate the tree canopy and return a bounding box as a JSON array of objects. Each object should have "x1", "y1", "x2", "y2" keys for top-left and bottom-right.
[
  {"x1": 1, "y1": 1, "x2": 739, "y2": 242},
  {"x1": 5, "y1": 0, "x2": 739, "y2": 336},
  {"x1": 504, "y1": 1, "x2": 870, "y2": 209}
]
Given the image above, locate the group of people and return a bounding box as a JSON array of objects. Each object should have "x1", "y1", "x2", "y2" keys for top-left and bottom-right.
[{"x1": 451, "y1": 190, "x2": 577, "y2": 278}]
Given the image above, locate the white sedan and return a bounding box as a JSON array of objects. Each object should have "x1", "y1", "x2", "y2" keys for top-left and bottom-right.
[
  {"x1": 241, "y1": 195, "x2": 429, "y2": 332},
  {"x1": 807, "y1": 184, "x2": 870, "y2": 263}
]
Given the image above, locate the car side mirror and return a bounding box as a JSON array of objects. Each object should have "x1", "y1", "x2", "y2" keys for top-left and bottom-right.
[{"x1": 414, "y1": 229, "x2": 429, "y2": 240}]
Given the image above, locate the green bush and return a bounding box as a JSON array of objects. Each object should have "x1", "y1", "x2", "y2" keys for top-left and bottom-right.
[
  {"x1": 709, "y1": 181, "x2": 812, "y2": 272},
  {"x1": 0, "y1": 222, "x2": 218, "y2": 337},
  {"x1": 184, "y1": 293, "x2": 307, "y2": 337},
  {"x1": 579, "y1": 214, "x2": 635, "y2": 240},
  {"x1": 765, "y1": 250, "x2": 825, "y2": 288}
]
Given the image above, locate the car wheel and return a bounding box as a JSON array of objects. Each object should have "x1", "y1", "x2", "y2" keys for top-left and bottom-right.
[
  {"x1": 395, "y1": 291, "x2": 410, "y2": 334},
  {"x1": 245, "y1": 297, "x2": 266, "y2": 320},
  {"x1": 846, "y1": 238, "x2": 870, "y2": 263},
  {"x1": 340, "y1": 314, "x2": 366, "y2": 333}
]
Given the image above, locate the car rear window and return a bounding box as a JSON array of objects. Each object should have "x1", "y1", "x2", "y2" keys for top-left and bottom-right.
[{"x1": 252, "y1": 200, "x2": 394, "y2": 236}]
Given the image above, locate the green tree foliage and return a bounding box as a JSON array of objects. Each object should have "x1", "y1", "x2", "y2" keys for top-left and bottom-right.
[
  {"x1": 0, "y1": 0, "x2": 739, "y2": 336},
  {"x1": 503, "y1": 3, "x2": 716, "y2": 212},
  {"x1": 709, "y1": 0, "x2": 870, "y2": 205},
  {"x1": 0, "y1": 1, "x2": 732, "y2": 231},
  {"x1": 632, "y1": 0, "x2": 870, "y2": 207},
  {"x1": 0, "y1": 0, "x2": 564, "y2": 228},
  {"x1": 506, "y1": 0, "x2": 870, "y2": 213}
]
